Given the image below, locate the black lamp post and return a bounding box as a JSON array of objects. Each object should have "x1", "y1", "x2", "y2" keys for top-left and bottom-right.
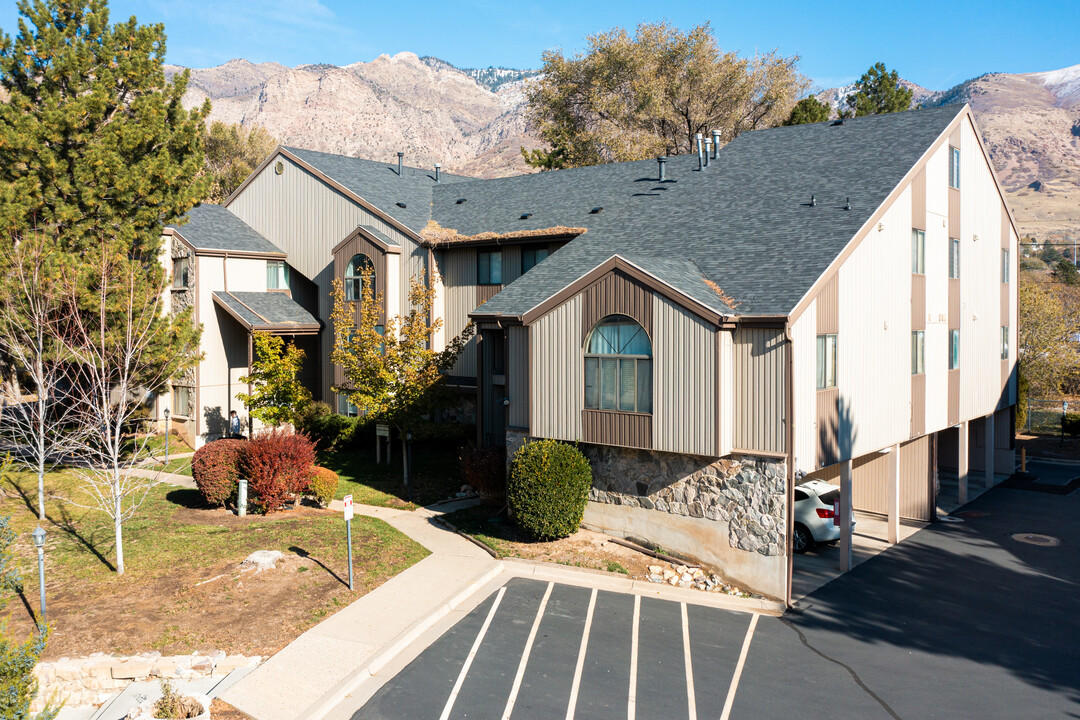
[
  {"x1": 163, "y1": 407, "x2": 171, "y2": 463},
  {"x1": 31, "y1": 526, "x2": 45, "y2": 623}
]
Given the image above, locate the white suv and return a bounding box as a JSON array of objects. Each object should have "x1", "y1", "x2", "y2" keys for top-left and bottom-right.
[{"x1": 793, "y1": 480, "x2": 855, "y2": 553}]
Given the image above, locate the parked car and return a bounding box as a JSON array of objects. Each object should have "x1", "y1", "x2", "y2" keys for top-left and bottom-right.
[{"x1": 792, "y1": 480, "x2": 854, "y2": 553}]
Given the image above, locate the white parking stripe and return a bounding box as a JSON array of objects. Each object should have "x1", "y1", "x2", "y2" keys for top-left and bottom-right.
[
  {"x1": 681, "y1": 603, "x2": 697, "y2": 720},
  {"x1": 563, "y1": 588, "x2": 598, "y2": 720},
  {"x1": 627, "y1": 594, "x2": 641, "y2": 720},
  {"x1": 500, "y1": 582, "x2": 554, "y2": 720},
  {"x1": 719, "y1": 613, "x2": 759, "y2": 720},
  {"x1": 439, "y1": 585, "x2": 507, "y2": 720}
]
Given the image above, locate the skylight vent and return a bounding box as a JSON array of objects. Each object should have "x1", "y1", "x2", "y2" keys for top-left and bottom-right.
[
  {"x1": 590, "y1": 207, "x2": 604, "y2": 214},
  {"x1": 456, "y1": 198, "x2": 467, "y2": 204},
  {"x1": 396, "y1": 202, "x2": 407, "y2": 209},
  {"x1": 520, "y1": 213, "x2": 533, "y2": 220}
]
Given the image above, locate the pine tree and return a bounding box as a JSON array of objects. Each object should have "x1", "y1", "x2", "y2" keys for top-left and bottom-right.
[
  {"x1": 784, "y1": 96, "x2": 832, "y2": 125},
  {"x1": 0, "y1": 0, "x2": 209, "y2": 255},
  {"x1": 843, "y1": 62, "x2": 914, "y2": 118}
]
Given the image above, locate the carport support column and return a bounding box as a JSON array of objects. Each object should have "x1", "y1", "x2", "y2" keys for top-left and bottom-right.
[
  {"x1": 887, "y1": 443, "x2": 901, "y2": 545},
  {"x1": 984, "y1": 412, "x2": 995, "y2": 488},
  {"x1": 958, "y1": 421, "x2": 969, "y2": 505},
  {"x1": 839, "y1": 459, "x2": 853, "y2": 572}
]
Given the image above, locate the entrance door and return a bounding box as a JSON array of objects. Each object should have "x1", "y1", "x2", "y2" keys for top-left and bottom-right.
[{"x1": 479, "y1": 328, "x2": 506, "y2": 447}]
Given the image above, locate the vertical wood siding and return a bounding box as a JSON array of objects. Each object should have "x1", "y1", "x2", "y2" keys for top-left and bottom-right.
[
  {"x1": 227, "y1": 155, "x2": 419, "y2": 402},
  {"x1": 507, "y1": 325, "x2": 529, "y2": 429},
  {"x1": 816, "y1": 273, "x2": 839, "y2": 335},
  {"x1": 581, "y1": 270, "x2": 653, "y2": 342},
  {"x1": 911, "y1": 373, "x2": 926, "y2": 437},
  {"x1": 332, "y1": 233, "x2": 388, "y2": 323},
  {"x1": 791, "y1": 300, "x2": 817, "y2": 473},
  {"x1": 911, "y1": 167, "x2": 927, "y2": 230},
  {"x1": 477, "y1": 283, "x2": 502, "y2": 305},
  {"x1": 809, "y1": 435, "x2": 931, "y2": 521},
  {"x1": 441, "y1": 248, "x2": 478, "y2": 378},
  {"x1": 948, "y1": 369, "x2": 960, "y2": 426},
  {"x1": 911, "y1": 274, "x2": 926, "y2": 331},
  {"x1": 816, "y1": 387, "x2": 840, "y2": 467},
  {"x1": 718, "y1": 330, "x2": 734, "y2": 456},
  {"x1": 652, "y1": 295, "x2": 715, "y2": 456},
  {"x1": 582, "y1": 410, "x2": 652, "y2": 449},
  {"x1": 530, "y1": 294, "x2": 583, "y2": 440},
  {"x1": 733, "y1": 327, "x2": 786, "y2": 454}
]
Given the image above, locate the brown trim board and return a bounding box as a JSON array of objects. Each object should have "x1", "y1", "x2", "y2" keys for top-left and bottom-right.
[{"x1": 331, "y1": 225, "x2": 404, "y2": 255}]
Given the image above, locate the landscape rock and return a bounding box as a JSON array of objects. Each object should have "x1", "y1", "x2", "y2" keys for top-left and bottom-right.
[{"x1": 240, "y1": 550, "x2": 284, "y2": 572}]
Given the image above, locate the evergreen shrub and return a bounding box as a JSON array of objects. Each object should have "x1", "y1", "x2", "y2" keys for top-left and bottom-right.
[
  {"x1": 507, "y1": 440, "x2": 592, "y2": 540},
  {"x1": 191, "y1": 439, "x2": 245, "y2": 507}
]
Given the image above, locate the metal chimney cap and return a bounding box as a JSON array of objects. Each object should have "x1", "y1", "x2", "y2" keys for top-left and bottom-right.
[
  {"x1": 397, "y1": 151, "x2": 405, "y2": 157},
  {"x1": 434, "y1": 162, "x2": 441, "y2": 168}
]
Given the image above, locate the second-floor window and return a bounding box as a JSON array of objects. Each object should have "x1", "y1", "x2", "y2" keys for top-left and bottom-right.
[
  {"x1": 912, "y1": 331, "x2": 925, "y2": 375},
  {"x1": 949, "y1": 329, "x2": 960, "y2": 370},
  {"x1": 584, "y1": 315, "x2": 652, "y2": 413},
  {"x1": 816, "y1": 334, "x2": 837, "y2": 390},
  {"x1": 172, "y1": 257, "x2": 190, "y2": 289},
  {"x1": 911, "y1": 229, "x2": 925, "y2": 274},
  {"x1": 1001, "y1": 326, "x2": 1009, "y2": 360},
  {"x1": 949, "y1": 146, "x2": 960, "y2": 189},
  {"x1": 267, "y1": 261, "x2": 290, "y2": 290},
  {"x1": 949, "y1": 238, "x2": 960, "y2": 279},
  {"x1": 345, "y1": 254, "x2": 374, "y2": 301},
  {"x1": 1002, "y1": 248, "x2": 1010, "y2": 283},
  {"x1": 521, "y1": 245, "x2": 549, "y2": 274},
  {"x1": 478, "y1": 250, "x2": 502, "y2": 285}
]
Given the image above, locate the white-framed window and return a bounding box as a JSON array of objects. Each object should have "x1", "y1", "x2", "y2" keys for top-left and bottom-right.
[
  {"x1": 949, "y1": 329, "x2": 960, "y2": 370},
  {"x1": 1001, "y1": 326, "x2": 1009, "y2": 360},
  {"x1": 911, "y1": 229, "x2": 925, "y2": 274},
  {"x1": 345, "y1": 254, "x2": 374, "y2": 301},
  {"x1": 816, "y1": 334, "x2": 837, "y2": 390},
  {"x1": 949, "y1": 238, "x2": 960, "y2": 279},
  {"x1": 172, "y1": 256, "x2": 190, "y2": 289},
  {"x1": 267, "y1": 260, "x2": 290, "y2": 290},
  {"x1": 521, "y1": 245, "x2": 549, "y2": 275},
  {"x1": 1002, "y1": 248, "x2": 1010, "y2": 283},
  {"x1": 912, "y1": 331, "x2": 925, "y2": 375},
  {"x1": 172, "y1": 385, "x2": 192, "y2": 416},
  {"x1": 584, "y1": 315, "x2": 652, "y2": 413},
  {"x1": 949, "y1": 146, "x2": 961, "y2": 189},
  {"x1": 337, "y1": 394, "x2": 359, "y2": 417},
  {"x1": 478, "y1": 250, "x2": 502, "y2": 285}
]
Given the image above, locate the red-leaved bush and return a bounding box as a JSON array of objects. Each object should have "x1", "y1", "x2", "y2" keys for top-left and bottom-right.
[
  {"x1": 191, "y1": 439, "x2": 245, "y2": 507},
  {"x1": 308, "y1": 466, "x2": 339, "y2": 508},
  {"x1": 243, "y1": 430, "x2": 317, "y2": 514},
  {"x1": 459, "y1": 445, "x2": 506, "y2": 498}
]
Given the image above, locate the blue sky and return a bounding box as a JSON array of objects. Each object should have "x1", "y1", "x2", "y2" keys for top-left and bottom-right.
[{"x1": 2, "y1": 0, "x2": 1077, "y2": 90}]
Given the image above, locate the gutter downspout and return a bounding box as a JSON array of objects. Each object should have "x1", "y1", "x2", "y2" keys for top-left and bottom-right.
[{"x1": 784, "y1": 321, "x2": 796, "y2": 609}]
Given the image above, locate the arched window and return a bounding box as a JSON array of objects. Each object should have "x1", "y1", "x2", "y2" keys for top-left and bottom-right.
[
  {"x1": 584, "y1": 315, "x2": 652, "y2": 413},
  {"x1": 345, "y1": 254, "x2": 375, "y2": 301}
]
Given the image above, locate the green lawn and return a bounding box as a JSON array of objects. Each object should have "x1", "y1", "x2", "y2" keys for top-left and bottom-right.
[
  {"x1": 123, "y1": 433, "x2": 193, "y2": 462},
  {"x1": 146, "y1": 456, "x2": 193, "y2": 476},
  {"x1": 320, "y1": 440, "x2": 465, "y2": 510}
]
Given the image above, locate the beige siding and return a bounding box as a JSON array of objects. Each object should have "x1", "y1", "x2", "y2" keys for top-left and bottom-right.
[
  {"x1": 227, "y1": 154, "x2": 420, "y2": 401},
  {"x1": 530, "y1": 295, "x2": 583, "y2": 441},
  {"x1": 718, "y1": 330, "x2": 734, "y2": 457},
  {"x1": 732, "y1": 327, "x2": 786, "y2": 454},
  {"x1": 652, "y1": 296, "x2": 716, "y2": 456},
  {"x1": 791, "y1": 300, "x2": 817, "y2": 473},
  {"x1": 810, "y1": 435, "x2": 932, "y2": 521},
  {"x1": 507, "y1": 326, "x2": 529, "y2": 429},
  {"x1": 440, "y1": 247, "x2": 478, "y2": 378}
]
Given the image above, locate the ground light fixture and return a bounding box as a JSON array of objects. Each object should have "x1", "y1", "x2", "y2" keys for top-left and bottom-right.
[
  {"x1": 163, "y1": 407, "x2": 171, "y2": 463},
  {"x1": 32, "y1": 525, "x2": 45, "y2": 623}
]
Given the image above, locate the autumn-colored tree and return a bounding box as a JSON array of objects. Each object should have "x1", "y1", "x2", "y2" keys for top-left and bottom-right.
[
  {"x1": 238, "y1": 332, "x2": 312, "y2": 427},
  {"x1": 784, "y1": 95, "x2": 832, "y2": 125},
  {"x1": 1018, "y1": 280, "x2": 1079, "y2": 398},
  {"x1": 330, "y1": 269, "x2": 473, "y2": 482},
  {"x1": 843, "y1": 62, "x2": 914, "y2": 118},
  {"x1": 202, "y1": 121, "x2": 278, "y2": 203},
  {"x1": 522, "y1": 21, "x2": 807, "y2": 169}
]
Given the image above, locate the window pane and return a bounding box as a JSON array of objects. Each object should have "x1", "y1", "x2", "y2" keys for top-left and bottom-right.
[
  {"x1": 619, "y1": 323, "x2": 651, "y2": 356},
  {"x1": 816, "y1": 336, "x2": 826, "y2": 390},
  {"x1": 478, "y1": 252, "x2": 489, "y2": 284},
  {"x1": 911, "y1": 230, "x2": 924, "y2": 274},
  {"x1": 1002, "y1": 249, "x2": 1009, "y2": 283},
  {"x1": 584, "y1": 357, "x2": 599, "y2": 408},
  {"x1": 618, "y1": 358, "x2": 636, "y2": 411},
  {"x1": 600, "y1": 358, "x2": 617, "y2": 409},
  {"x1": 489, "y1": 251, "x2": 502, "y2": 284},
  {"x1": 636, "y1": 359, "x2": 652, "y2": 413},
  {"x1": 827, "y1": 335, "x2": 837, "y2": 387}
]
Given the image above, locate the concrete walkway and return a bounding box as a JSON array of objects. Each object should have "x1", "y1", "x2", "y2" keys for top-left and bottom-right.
[
  {"x1": 219, "y1": 500, "x2": 500, "y2": 720},
  {"x1": 124, "y1": 466, "x2": 197, "y2": 490}
]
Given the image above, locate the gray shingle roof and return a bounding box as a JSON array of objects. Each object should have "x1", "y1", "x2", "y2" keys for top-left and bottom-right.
[
  {"x1": 358, "y1": 224, "x2": 400, "y2": 248},
  {"x1": 170, "y1": 204, "x2": 284, "y2": 255},
  {"x1": 283, "y1": 147, "x2": 471, "y2": 235},
  {"x1": 447, "y1": 105, "x2": 964, "y2": 318},
  {"x1": 213, "y1": 291, "x2": 320, "y2": 331}
]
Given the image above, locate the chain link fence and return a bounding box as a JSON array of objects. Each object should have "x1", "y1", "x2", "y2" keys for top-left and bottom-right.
[{"x1": 1026, "y1": 398, "x2": 1075, "y2": 435}]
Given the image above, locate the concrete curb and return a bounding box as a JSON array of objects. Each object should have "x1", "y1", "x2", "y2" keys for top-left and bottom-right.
[
  {"x1": 298, "y1": 562, "x2": 505, "y2": 720},
  {"x1": 500, "y1": 558, "x2": 786, "y2": 616}
]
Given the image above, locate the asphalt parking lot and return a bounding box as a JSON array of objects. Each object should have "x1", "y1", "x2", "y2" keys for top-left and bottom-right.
[{"x1": 353, "y1": 482, "x2": 1080, "y2": 720}]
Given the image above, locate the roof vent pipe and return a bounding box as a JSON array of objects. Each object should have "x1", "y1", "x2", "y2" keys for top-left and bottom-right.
[
  {"x1": 711, "y1": 130, "x2": 721, "y2": 159},
  {"x1": 397, "y1": 151, "x2": 404, "y2": 177},
  {"x1": 703, "y1": 139, "x2": 712, "y2": 167},
  {"x1": 695, "y1": 133, "x2": 704, "y2": 170},
  {"x1": 434, "y1": 163, "x2": 441, "y2": 183},
  {"x1": 657, "y1": 156, "x2": 668, "y2": 182}
]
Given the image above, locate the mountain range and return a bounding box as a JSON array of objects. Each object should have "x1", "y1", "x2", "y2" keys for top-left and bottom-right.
[{"x1": 165, "y1": 55, "x2": 1080, "y2": 242}]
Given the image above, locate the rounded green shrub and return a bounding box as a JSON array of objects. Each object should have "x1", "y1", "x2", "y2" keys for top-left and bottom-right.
[
  {"x1": 507, "y1": 439, "x2": 592, "y2": 540},
  {"x1": 191, "y1": 439, "x2": 245, "y2": 507}
]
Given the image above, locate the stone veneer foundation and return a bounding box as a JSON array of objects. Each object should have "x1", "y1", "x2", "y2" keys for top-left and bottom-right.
[{"x1": 582, "y1": 444, "x2": 787, "y2": 556}]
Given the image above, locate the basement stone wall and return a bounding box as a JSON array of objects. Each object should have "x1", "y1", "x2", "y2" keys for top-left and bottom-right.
[{"x1": 582, "y1": 445, "x2": 787, "y2": 556}]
